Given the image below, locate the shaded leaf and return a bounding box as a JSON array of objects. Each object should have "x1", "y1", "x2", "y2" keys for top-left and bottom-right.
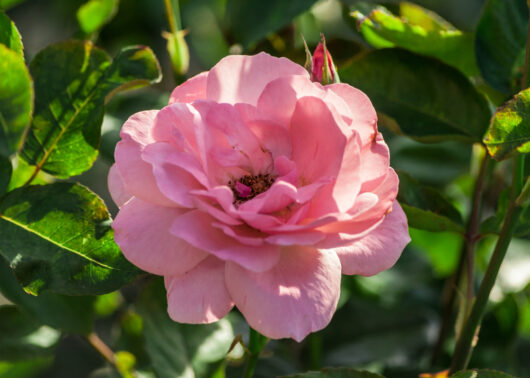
[
  {"x1": 0, "y1": 358, "x2": 53, "y2": 378},
  {"x1": 480, "y1": 188, "x2": 530, "y2": 237},
  {"x1": 77, "y1": 0, "x2": 119, "y2": 35},
  {"x1": 451, "y1": 369, "x2": 517, "y2": 377},
  {"x1": 227, "y1": 0, "x2": 319, "y2": 47},
  {"x1": 484, "y1": 88, "x2": 530, "y2": 160},
  {"x1": 339, "y1": 48, "x2": 490, "y2": 142},
  {"x1": 475, "y1": 0, "x2": 529, "y2": 94},
  {"x1": 0, "y1": 10, "x2": 23, "y2": 56},
  {"x1": 0, "y1": 305, "x2": 60, "y2": 361},
  {"x1": 0, "y1": 0, "x2": 26, "y2": 10},
  {"x1": 0, "y1": 155, "x2": 11, "y2": 195},
  {"x1": 136, "y1": 279, "x2": 234, "y2": 378},
  {"x1": 0, "y1": 44, "x2": 33, "y2": 157},
  {"x1": 397, "y1": 171, "x2": 464, "y2": 233},
  {"x1": 0, "y1": 257, "x2": 95, "y2": 333},
  {"x1": 350, "y1": 4, "x2": 478, "y2": 76},
  {"x1": 0, "y1": 182, "x2": 140, "y2": 295},
  {"x1": 21, "y1": 40, "x2": 161, "y2": 178},
  {"x1": 283, "y1": 367, "x2": 383, "y2": 377}
]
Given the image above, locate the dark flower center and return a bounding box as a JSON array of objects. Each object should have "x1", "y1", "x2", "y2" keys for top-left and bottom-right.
[{"x1": 228, "y1": 173, "x2": 276, "y2": 205}]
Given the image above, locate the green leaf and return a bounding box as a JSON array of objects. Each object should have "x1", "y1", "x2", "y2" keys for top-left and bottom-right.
[
  {"x1": 7, "y1": 158, "x2": 48, "y2": 192},
  {"x1": 0, "y1": 257, "x2": 95, "y2": 333},
  {"x1": 0, "y1": 10, "x2": 23, "y2": 56},
  {"x1": 0, "y1": 155, "x2": 11, "y2": 195},
  {"x1": 350, "y1": 4, "x2": 478, "y2": 77},
  {"x1": 21, "y1": 40, "x2": 161, "y2": 179},
  {"x1": 227, "y1": 0, "x2": 319, "y2": 47},
  {"x1": 339, "y1": 48, "x2": 490, "y2": 142},
  {"x1": 397, "y1": 171, "x2": 464, "y2": 232},
  {"x1": 77, "y1": 0, "x2": 119, "y2": 35},
  {"x1": 136, "y1": 279, "x2": 235, "y2": 378},
  {"x1": 480, "y1": 188, "x2": 530, "y2": 237},
  {"x1": 0, "y1": 358, "x2": 53, "y2": 378},
  {"x1": 484, "y1": 88, "x2": 530, "y2": 160},
  {"x1": 0, "y1": 182, "x2": 140, "y2": 295},
  {"x1": 283, "y1": 368, "x2": 383, "y2": 377},
  {"x1": 0, "y1": 44, "x2": 33, "y2": 158},
  {"x1": 0, "y1": 305, "x2": 60, "y2": 361},
  {"x1": 475, "y1": 0, "x2": 529, "y2": 94},
  {"x1": 451, "y1": 369, "x2": 517, "y2": 377},
  {"x1": 0, "y1": 0, "x2": 26, "y2": 10},
  {"x1": 516, "y1": 176, "x2": 530, "y2": 206}
]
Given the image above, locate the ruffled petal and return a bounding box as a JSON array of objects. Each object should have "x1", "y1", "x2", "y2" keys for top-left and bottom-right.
[
  {"x1": 169, "y1": 71, "x2": 208, "y2": 104},
  {"x1": 165, "y1": 256, "x2": 234, "y2": 323},
  {"x1": 225, "y1": 247, "x2": 341, "y2": 342},
  {"x1": 334, "y1": 201, "x2": 410, "y2": 276},
  {"x1": 113, "y1": 198, "x2": 208, "y2": 276},
  {"x1": 206, "y1": 52, "x2": 308, "y2": 105}
]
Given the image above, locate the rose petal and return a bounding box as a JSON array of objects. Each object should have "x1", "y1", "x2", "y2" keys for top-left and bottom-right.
[
  {"x1": 169, "y1": 71, "x2": 208, "y2": 104},
  {"x1": 113, "y1": 198, "x2": 208, "y2": 276},
  {"x1": 225, "y1": 247, "x2": 341, "y2": 342},
  {"x1": 165, "y1": 256, "x2": 234, "y2": 323},
  {"x1": 334, "y1": 201, "x2": 410, "y2": 276},
  {"x1": 108, "y1": 164, "x2": 132, "y2": 208},
  {"x1": 206, "y1": 52, "x2": 308, "y2": 105}
]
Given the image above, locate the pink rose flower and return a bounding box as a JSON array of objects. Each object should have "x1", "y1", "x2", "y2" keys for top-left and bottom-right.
[{"x1": 109, "y1": 52, "x2": 410, "y2": 342}]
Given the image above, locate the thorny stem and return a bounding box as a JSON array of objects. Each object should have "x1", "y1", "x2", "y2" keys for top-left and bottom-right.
[
  {"x1": 86, "y1": 332, "x2": 116, "y2": 366},
  {"x1": 242, "y1": 327, "x2": 268, "y2": 378}
]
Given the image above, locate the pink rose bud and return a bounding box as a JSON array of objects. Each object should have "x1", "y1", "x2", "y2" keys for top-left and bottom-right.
[{"x1": 310, "y1": 35, "x2": 339, "y2": 85}]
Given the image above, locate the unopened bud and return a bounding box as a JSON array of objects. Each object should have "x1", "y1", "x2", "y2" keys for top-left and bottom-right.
[
  {"x1": 311, "y1": 35, "x2": 339, "y2": 85},
  {"x1": 163, "y1": 30, "x2": 190, "y2": 79}
]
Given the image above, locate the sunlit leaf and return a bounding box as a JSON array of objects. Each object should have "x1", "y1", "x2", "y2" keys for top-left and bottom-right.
[
  {"x1": 0, "y1": 0, "x2": 26, "y2": 10},
  {"x1": 475, "y1": 0, "x2": 528, "y2": 94},
  {"x1": 0, "y1": 10, "x2": 23, "y2": 56},
  {"x1": 484, "y1": 88, "x2": 530, "y2": 160},
  {"x1": 350, "y1": 4, "x2": 478, "y2": 76},
  {"x1": 77, "y1": 0, "x2": 119, "y2": 36},
  {"x1": 340, "y1": 49, "x2": 490, "y2": 142},
  {"x1": 21, "y1": 40, "x2": 161, "y2": 178},
  {"x1": 0, "y1": 44, "x2": 33, "y2": 157},
  {"x1": 0, "y1": 183, "x2": 140, "y2": 295}
]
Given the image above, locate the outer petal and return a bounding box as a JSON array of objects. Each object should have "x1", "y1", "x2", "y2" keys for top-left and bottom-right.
[
  {"x1": 206, "y1": 52, "x2": 309, "y2": 105},
  {"x1": 113, "y1": 198, "x2": 208, "y2": 276},
  {"x1": 170, "y1": 210, "x2": 281, "y2": 272},
  {"x1": 225, "y1": 247, "x2": 341, "y2": 342},
  {"x1": 108, "y1": 164, "x2": 132, "y2": 208},
  {"x1": 335, "y1": 201, "x2": 410, "y2": 276},
  {"x1": 169, "y1": 71, "x2": 208, "y2": 104},
  {"x1": 165, "y1": 256, "x2": 234, "y2": 323}
]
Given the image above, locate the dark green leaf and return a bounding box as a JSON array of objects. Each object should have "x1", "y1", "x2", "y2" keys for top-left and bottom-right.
[
  {"x1": 0, "y1": 182, "x2": 140, "y2": 295},
  {"x1": 0, "y1": 10, "x2": 23, "y2": 56},
  {"x1": 77, "y1": 0, "x2": 119, "y2": 35},
  {"x1": 283, "y1": 368, "x2": 383, "y2": 377},
  {"x1": 397, "y1": 171, "x2": 464, "y2": 233},
  {"x1": 227, "y1": 0, "x2": 319, "y2": 47},
  {"x1": 484, "y1": 88, "x2": 530, "y2": 160},
  {"x1": 475, "y1": 0, "x2": 528, "y2": 94},
  {"x1": 0, "y1": 44, "x2": 33, "y2": 157},
  {"x1": 0, "y1": 155, "x2": 11, "y2": 195},
  {"x1": 0, "y1": 0, "x2": 26, "y2": 10},
  {"x1": 350, "y1": 4, "x2": 478, "y2": 76},
  {"x1": 0, "y1": 305, "x2": 59, "y2": 361},
  {"x1": 481, "y1": 188, "x2": 530, "y2": 237},
  {"x1": 136, "y1": 279, "x2": 235, "y2": 378},
  {"x1": 451, "y1": 369, "x2": 517, "y2": 377},
  {"x1": 21, "y1": 40, "x2": 161, "y2": 178},
  {"x1": 0, "y1": 257, "x2": 95, "y2": 333},
  {"x1": 339, "y1": 48, "x2": 490, "y2": 142},
  {"x1": 0, "y1": 358, "x2": 53, "y2": 378}
]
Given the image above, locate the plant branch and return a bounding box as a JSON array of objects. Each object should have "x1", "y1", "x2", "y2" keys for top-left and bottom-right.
[
  {"x1": 164, "y1": 0, "x2": 181, "y2": 34},
  {"x1": 242, "y1": 327, "x2": 268, "y2": 378},
  {"x1": 86, "y1": 332, "x2": 116, "y2": 366}
]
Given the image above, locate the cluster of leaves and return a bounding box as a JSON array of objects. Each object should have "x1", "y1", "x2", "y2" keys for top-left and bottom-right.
[{"x1": 0, "y1": 0, "x2": 529, "y2": 377}]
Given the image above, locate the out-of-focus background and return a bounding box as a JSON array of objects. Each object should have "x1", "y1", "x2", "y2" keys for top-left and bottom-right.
[{"x1": 2, "y1": 0, "x2": 530, "y2": 377}]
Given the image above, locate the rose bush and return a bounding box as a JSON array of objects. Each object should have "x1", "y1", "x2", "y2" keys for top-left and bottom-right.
[{"x1": 109, "y1": 52, "x2": 410, "y2": 341}]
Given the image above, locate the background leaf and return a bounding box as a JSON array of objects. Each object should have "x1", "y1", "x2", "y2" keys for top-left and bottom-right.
[
  {"x1": 484, "y1": 88, "x2": 530, "y2": 160},
  {"x1": 340, "y1": 48, "x2": 490, "y2": 142},
  {"x1": 77, "y1": 0, "x2": 119, "y2": 36},
  {"x1": 283, "y1": 367, "x2": 384, "y2": 377},
  {"x1": 475, "y1": 0, "x2": 529, "y2": 94},
  {"x1": 397, "y1": 171, "x2": 465, "y2": 233},
  {"x1": 0, "y1": 44, "x2": 33, "y2": 158},
  {"x1": 227, "y1": 0, "x2": 319, "y2": 48},
  {"x1": 0, "y1": 0, "x2": 26, "y2": 10},
  {"x1": 0, "y1": 257, "x2": 95, "y2": 334},
  {"x1": 451, "y1": 369, "x2": 517, "y2": 377},
  {"x1": 0, "y1": 155, "x2": 11, "y2": 196},
  {"x1": 136, "y1": 279, "x2": 235, "y2": 378},
  {"x1": 0, "y1": 10, "x2": 23, "y2": 56},
  {"x1": 350, "y1": 4, "x2": 478, "y2": 77},
  {"x1": 0, "y1": 183, "x2": 139, "y2": 295},
  {"x1": 21, "y1": 40, "x2": 161, "y2": 179}
]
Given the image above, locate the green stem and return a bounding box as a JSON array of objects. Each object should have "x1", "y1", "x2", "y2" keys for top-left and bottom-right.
[
  {"x1": 242, "y1": 327, "x2": 268, "y2": 378},
  {"x1": 449, "y1": 155, "x2": 525, "y2": 373},
  {"x1": 163, "y1": 0, "x2": 181, "y2": 34}
]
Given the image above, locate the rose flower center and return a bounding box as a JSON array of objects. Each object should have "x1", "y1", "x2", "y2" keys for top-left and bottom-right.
[{"x1": 228, "y1": 173, "x2": 275, "y2": 205}]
